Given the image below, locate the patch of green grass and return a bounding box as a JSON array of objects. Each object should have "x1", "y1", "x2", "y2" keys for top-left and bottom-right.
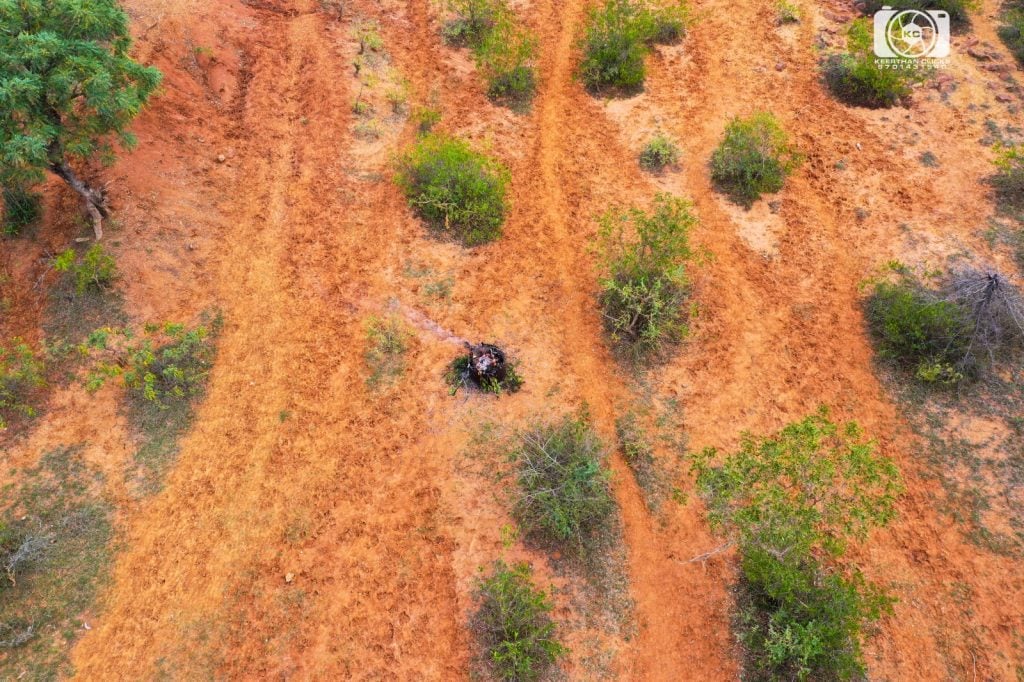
[
  {"x1": 472, "y1": 560, "x2": 566, "y2": 681},
  {"x1": 999, "y1": 9, "x2": 1024, "y2": 64},
  {"x1": 596, "y1": 193, "x2": 698, "y2": 362},
  {"x1": 993, "y1": 143, "x2": 1024, "y2": 206},
  {"x1": 710, "y1": 112, "x2": 802, "y2": 207},
  {"x1": 0, "y1": 339, "x2": 44, "y2": 430},
  {"x1": 508, "y1": 411, "x2": 615, "y2": 551},
  {"x1": 396, "y1": 133, "x2": 509, "y2": 246},
  {"x1": 0, "y1": 446, "x2": 113, "y2": 680},
  {"x1": 2, "y1": 187, "x2": 41, "y2": 237},
  {"x1": 442, "y1": 0, "x2": 503, "y2": 47},
  {"x1": 775, "y1": 0, "x2": 800, "y2": 24},
  {"x1": 364, "y1": 316, "x2": 411, "y2": 388},
  {"x1": 639, "y1": 134, "x2": 680, "y2": 172}
]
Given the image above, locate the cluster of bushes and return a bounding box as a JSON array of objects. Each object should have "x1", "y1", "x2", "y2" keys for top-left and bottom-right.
[
  {"x1": 0, "y1": 339, "x2": 45, "y2": 429},
  {"x1": 509, "y1": 411, "x2": 615, "y2": 550},
  {"x1": 823, "y1": 20, "x2": 929, "y2": 108},
  {"x1": 53, "y1": 244, "x2": 118, "y2": 294},
  {"x1": 710, "y1": 112, "x2": 802, "y2": 206},
  {"x1": 998, "y1": 8, "x2": 1024, "y2": 64},
  {"x1": 83, "y1": 321, "x2": 218, "y2": 408},
  {"x1": 578, "y1": 0, "x2": 690, "y2": 92},
  {"x1": 596, "y1": 193, "x2": 697, "y2": 361},
  {"x1": 472, "y1": 560, "x2": 566, "y2": 680},
  {"x1": 2, "y1": 187, "x2": 42, "y2": 236},
  {"x1": 444, "y1": 0, "x2": 538, "y2": 106},
  {"x1": 866, "y1": 265, "x2": 1024, "y2": 384},
  {"x1": 690, "y1": 409, "x2": 903, "y2": 680},
  {"x1": 396, "y1": 133, "x2": 510, "y2": 246}
]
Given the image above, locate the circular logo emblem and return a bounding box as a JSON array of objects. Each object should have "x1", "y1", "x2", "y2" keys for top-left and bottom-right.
[{"x1": 885, "y1": 9, "x2": 939, "y2": 58}]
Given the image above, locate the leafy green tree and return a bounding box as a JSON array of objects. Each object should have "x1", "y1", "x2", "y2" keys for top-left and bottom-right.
[
  {"x1": 690, "y1": 408, "x2": 903, "y2": 679},
  {"x1": 0, "y1": 0, "x2": 162, "y2": 239}
]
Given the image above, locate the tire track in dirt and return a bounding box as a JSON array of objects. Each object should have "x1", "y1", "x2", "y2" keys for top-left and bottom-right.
[{"x1": 72, "y1": 2, "x2": 464, "y2": 678}]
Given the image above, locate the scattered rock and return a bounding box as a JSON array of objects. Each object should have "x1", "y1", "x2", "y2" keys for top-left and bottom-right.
[
  {"x1": 768, "y1": 200, "x2": 782, "y2": 214},
  {"x1": 216, "y1": 154, "x2": 226, "y2": 163},
  {"x1": 775, "y1": 61, "x2": 786, "y2": 71},
  {"x1": 285, "y1": 572, "x2": 295, "y2": 583},
  {"x1": 996, "y1": 93, "x2": 1014, "y2": 103}
]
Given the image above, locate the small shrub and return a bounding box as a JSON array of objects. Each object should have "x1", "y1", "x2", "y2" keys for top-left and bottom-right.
[
  {"x1": 475, "y1": 15, "x2": 538, "y2": 107},
  {"x1": 83, "y1": 322, "x2": 217, "y2": 407},
  {"x1": 443, "y1": 0, "x2": 503, "y2": 47},
  {"x1": 597, "y1": 193, "x2": 697, "y2": 361},
  {"x1": 364, "y1": 316, "x2": 411, "y2": 387},
  {"x1": 2, "y1": 186, "x2": 41, "y2": 236},
  {"x1": 509, "y1": 412, "x2": 614, "y2": 548},
  {"x1": 0, "y1": 339, "x2": 44, "y2": 429},
  {"x1": 998, "y1": 9, "x2": 1024, "y2": 64},
  {"x1": 639, "y1": 134, "x2": 681, "y2": 171},
  {"x1": 775, "y1": 0, "x2": 800, "y2": 24},
  {"x1": 473, "y1": 561, "x2": 566, "y2": 681},
  {"x1": 823, "y1": 20, "x2": 926, "y2": 108},
  {"x1": 863, "y1": 0, "x2": 977, "y2": 24},
  {"x1": 647, "y1": 3, "x2": 690, "y2": 44},
  {"x1": 690, "y1": 408, "x2": 902, "y2": 680},
  {"x1": 993, "y1": 143, "x2": 1024, "y2": 202},
  {"x1": 53, "y1": 244, "x2": 118, "y2": 294},
  {"x1": 413, "y1": 106, "x2": 442, "y2": 135},
  {"x1": 396, "y1": 134, "x2": 509, "y2": 246},
  {"x1": 866, "y1": 277, "x2": 972, "y2": 383},
  {"x1": 710, "y1": 112, "x2": 802, "y2": 207},
  {"x1": 615, "y1": 411, "x2": 679, "y2": 511}
]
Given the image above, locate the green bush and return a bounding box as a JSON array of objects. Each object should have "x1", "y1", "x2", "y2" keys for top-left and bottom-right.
[
  {"x1": 639, "y1": 134, "x2": 681, "y2": 171},
  {"x1": 863, "y1": 0, "x2": 977, "y2": 24},
  {"x1": 998, "y1": 9, "x2": 1024, "y2": 63},
  {"x1": 443, "y1": 0, "x2": 503, "y2": 47},
  {"x1": 710, "y1": 112, "x2": 801, "y2": 207},
  {"x1": 993, "y1": 143, "x2": 1024, "y2": 202},
  {"x1": 475, "y1": 13, "x2": 538, "y2": 106},
  {"x1": 0, "y1": 339, "x2": 44, "y2": 429},
  {"x1": 648, "y1": 3, "x2": 690, "y2": 44},
  {"x1": 596, "y1": 193, "x2": 697, "y2": 361},
  {"x1": 473, "y1": 561, "x2": 566, "y2": 681},
  {"x1": 775, "y1": 0, "x2": 800, "y2": 24},
  {"x1": 823, "y1": 20, "x2": 926, "y2": 108},
  {"x1": 866, "y1": 278, "x2": 972, "y2": 384},
  {"x1": 690, "y1": 409, "x2": 902, "y2": 680},
  {"x1": 53, "y1": 244, "x2": 118, "y2": 294},
  {"x1": 2, "y1": 186, "x2": 41, "y2": 236},
  {"x1": 396, "y1": 134, "x2": 509, "y2": 246},
  {"x1": 510, "y1": 412, "x2": 614, "y2": 548}
]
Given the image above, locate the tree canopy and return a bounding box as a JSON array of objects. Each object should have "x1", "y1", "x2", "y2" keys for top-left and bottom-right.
[{"x1": 1, "y1": 0, "x2": 161, "y2": 237}]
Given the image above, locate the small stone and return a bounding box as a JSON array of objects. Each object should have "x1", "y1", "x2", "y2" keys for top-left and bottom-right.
[
  {"x1": 996, "y1": 93, "x2": 1014, "y2": 103},
  {"x1": 775, "y1": 61, "x2": 786, "y2": 71},
  {"x1": 216, "y1": 154, "x2": 226, "y2": 163},
  {"x1": 285, "y1": 572, "x2": 295, "y2": 583}
]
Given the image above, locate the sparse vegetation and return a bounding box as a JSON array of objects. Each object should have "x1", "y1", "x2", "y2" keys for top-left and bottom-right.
[
  {"x1": 472, "y1": 560, "x2": 566, "y2": 681},
  {"x1": 0, "y1": 447, "x2": 113, "y2": 678},
  {"x1": 509, "y1": 411, "x2": 615, "y2": 549},
  {"x1": 578, "y1": 0, "x2": 691, "y2": 93},
  {"x1": 615, "y1": 410, "x2": 681, "y2": 512},
  {"x1": 690, "y1": 408, "x2": 903, "y2": 680},
  {"x1": 2, "y1": 187, "x2": 42, "y2": 237},
  {"x1": 53, "y1": 244, "x2": 118, "y2": 294},
  {"x1": 364, "y1": 316, "x2": 411, "y2": 388},
  {"x1": 0, "y1": 0, "x2": 162, "y2": 239},
  {"x1": 639, "y1": 134, "x2": 681, "y2": 172},
  {"x1": 998, "y1": 9, "x2": 1024, "y2": 64},
  {"x1": 710, "y1": 112, "x2": 802, "y2": 207},
  {"x1": 863, "y1": 0, "x2": 978, "y2": 24},
  {"x1": 396, "y1": 134, "x2": 509, "y2": 246},
  {"x1": 0, "y1": 339, "x2": 44, "y2": 429},
  {"x1": 993, "y1": 142, "x2": 1024, "y2": 203},
  {"x1": 596, "y1": 193, "x2": 698, "y2": 361},
  {"x1": 823, "y1": 20, "x2": 927, "y2": 109},
  {"x1": 775, "y1": 0, "x2": 800, "y2": 24},
  {"x1": 443, "y1": 0, "x2": 503, "y2": 47},
  {"x1": 413, "y1": 106, "x2": 442, "y2": 135},
  {"x1": 475, "y1": 13, "x2": 538, "y2": 107},
  {"x1": 866, "y1": 265, "x2": 1024, "y2": 384}
]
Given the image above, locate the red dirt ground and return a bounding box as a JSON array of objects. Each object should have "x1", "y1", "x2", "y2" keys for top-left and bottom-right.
[{"x1": 2, "y1": 0, "x2": 1023, "y2": 678}]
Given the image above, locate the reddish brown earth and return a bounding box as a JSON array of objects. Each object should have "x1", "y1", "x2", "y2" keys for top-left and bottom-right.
[{"x1": 2, "y1": 0, "x2": 1023, "y2": 678}]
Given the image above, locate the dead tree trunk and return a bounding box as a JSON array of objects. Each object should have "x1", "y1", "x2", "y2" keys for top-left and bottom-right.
[{"x1": 49, "y1": 161, "x2": 109, "y2": 241}]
